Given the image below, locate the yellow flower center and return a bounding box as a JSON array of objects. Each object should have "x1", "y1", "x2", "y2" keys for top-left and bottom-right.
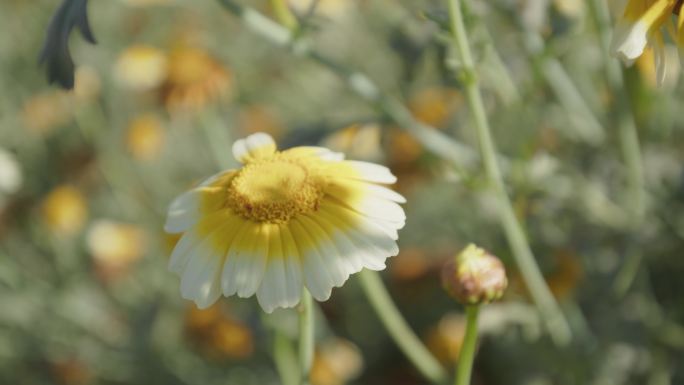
[{"x1": 227, "y1": 154, "x2": 325, "y2": 223}]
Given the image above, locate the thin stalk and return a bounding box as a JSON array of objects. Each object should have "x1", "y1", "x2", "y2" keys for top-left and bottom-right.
[
  {"x1": 269, "y1": 0, "x2": 298, "y2": 31},
  {"x1": 446, "y1": 0, "x2": 571, "y2": 346},
  {"x1": 273, "y1": 329, "x2": 300, "y2": 385},
  {"x1": 358, "y1": 270, "x2": 447, "y2": 384},
  {"x1": 587, "y1": 0, "x2": 646, "y2": 296},
  {"x1": 298, "y1": 288, "x2": 314, "y2": 384},
  {"x1": 454, "y1": 306, "x2": 479, "y2": 385},
  {"x1": 198, "y1": 108, "x2": 235, "y2": 171}
]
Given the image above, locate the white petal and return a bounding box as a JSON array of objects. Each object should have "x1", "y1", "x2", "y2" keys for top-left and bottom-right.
[
  {"x1": 169, "y1": 231, "x2": 201, "y2": 274},
  {"x1": 280, "y1": 225, "x2": 304, "y2": 307},
  {"x1": 298, "y1": 216, "x2": 352, "y2": 284},
  {"x1": 221, "y1": 222, "x2": 251, "y2": 296},
  {"x1": 164, "y1": 191, "x2": 200, "y2": 233},
  {"x1": 289, "y1": 220, "x2": 336, "y2": 301},
  {"x1": 611, "y1": 20, "x2": 648, "y2": 63},
  {"x1": 232, "y1": 133, "x2": 276, "y2": 163},
  {"x1": 345, "y1": 161, "x2": 397, "y2": 184},
  {"x1": 179, "y1": 241, "x2": 223, "y2": 309},
  {"x1": 257, "y1": 258, "x2": 289, "y2": 313}
]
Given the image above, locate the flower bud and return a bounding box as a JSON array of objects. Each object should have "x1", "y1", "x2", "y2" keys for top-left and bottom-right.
[{"x1": 441, "y1": 244, "x2": 508, "y2": 305}]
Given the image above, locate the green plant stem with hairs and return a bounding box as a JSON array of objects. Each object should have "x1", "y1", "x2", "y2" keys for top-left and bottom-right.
[
  {"x1": 299, "y1": 288, "x2": 314, "y2": 385},
  {"x1": 586, "y1": 0, "x2": 646, "y2": 297},
  {"x1": 454, "y1": 306, "x2": 479, "y2": 385},
  {"x1": 358, "y1": 269, "x2": 447, "y2": 384},
  {"x1": 445, "y1": 0, "x2": 571, "y2": 346}
]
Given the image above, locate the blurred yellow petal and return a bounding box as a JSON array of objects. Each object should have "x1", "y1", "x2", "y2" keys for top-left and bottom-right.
[
  {"x1": 125, "y1": 114, "x2": 166, "y2": 161},
  {"x1": 41, "y1": 185, "x2": 88, "y2": 236}
]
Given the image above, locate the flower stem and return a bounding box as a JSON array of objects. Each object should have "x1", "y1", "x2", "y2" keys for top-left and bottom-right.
[
  {"x1": 269, "y1": 0, "x2": 298, "y2": 31},
  {"x1": 586, "y1": 0, "x2": 646, "y2": 297},
  {"x1": 273, "y1": 329, "x2": 300, "y2": 385},
  {"x1": 454, "y1": 306, "x2": 479, "y2": 385},
  {"x1": 358, "y1": 269, "x2": 447, "y2": 384},
  {"x1": 445, "y1": 0, "x2": 571, "y2": 346},
  {"x1": 298, "y1": 288, "x2": 314, "y2": 384}
]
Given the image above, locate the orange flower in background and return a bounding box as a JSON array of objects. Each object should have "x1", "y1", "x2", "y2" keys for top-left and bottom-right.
[
  {"x1": 310, "y1": 338, "x2": 363, "y2": 385},
  {"x1": 114, "y1": 45, "x2": 168, "y2": 92},
  {"x1": 22, "y1": 91, "x2": 73, "y2": 136},
  {"x1": 322, "y1": 124, "x2": 384, "y2": 162},
  {"x1": 41, "y1": 185, "x2": 88, "y2": 236},
  {"x1": 162, "y1": 46, "x2": 233, "y2": 113},
  {"x1": 184, "y1": 304, "x2": 254, "y2": 360},
  {"x1": 86, "y1": 220, "x2": 146, "y2": 281},
  {"x1": 125, "y1": 114, "x2": 166, "y2": 161},
  {"x1": 425, "y1": 313, "x2": 467, "y2": 365},
  {"x1": 73, "y1": 66, "x2": 102, "y2": 102},
  {"x1": 408, "y1": 87, "x2": 462, "y2": 128},
  {"x1": 238, "y1": 104, "x2": 285, "y2": 139},
  {"x1": 546, "y1": 250, "x2": 584, "y2": 301},
  {"x1": 50, "y1": 358, "x2": 91, "y2": 385}
]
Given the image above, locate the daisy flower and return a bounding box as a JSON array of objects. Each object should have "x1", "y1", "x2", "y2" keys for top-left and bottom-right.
[
  {"x1": 610, "y1": 0, "x2": 684, "y2": 85},
  {"x1": 165, "y1": 132, "x2": 406, "y2": 312}
]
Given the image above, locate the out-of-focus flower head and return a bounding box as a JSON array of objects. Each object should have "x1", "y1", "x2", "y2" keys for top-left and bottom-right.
[
  {"x1": 86, "y1": 220, "x2": 146, "y2": 281},
  {"x1": 0, "y1": 148, "x2": 23, "y2": 198},
  {"x1": 73, "y1": 66, "x2": 102, "y2": 102},
  {"x1": 610, "y1": 0, "x2": 684, "y2": 86},
  {"x1": 125, "y1": 113, "x2": 166, "y2": 161},
  {"x1": 408, "y1": 87, "x2": 461, "y2": 128},
  {"x1": 390, "y1": 247, "x2": 434, "y2": 282},
  {"x1": 238, "y1": 104, "x2": 285, "y2": 140},
  {"x1": 425, "y1": 313, "x2": 467, "y2": 365},
  {"x1": 165, "y1": 132, "x2": 405, "y2": 312},
  {"x1": 41, "y1": 185, "x2": 88, "y2": 236},
  {"x1": 184, "y1": 304, "x2": 254, "y2": 360},
  {"x1": 162, "y1": 46, "x2": 233, "y2": 113},
  {"x1": 39, "y1": 0, "x2": 96, "y2": 89},
  {"x1": 50, "y1": 358, "x2": 91, "y2": 385},
  {"x1": 546, "y1": 250, "x2": 584, "y2": 301},
  {"x1": 22, "y1": 91, "x2": 73, "y2": 136},
  {"x1": 322, "y1": 124, "x2": 383, "y2": 162},
  {"x1": 310, "y1": 338, "x2": 363, "y2": 385},
  {"x1": 114, "y1": 45, "x2": 169, "y2": 92}
]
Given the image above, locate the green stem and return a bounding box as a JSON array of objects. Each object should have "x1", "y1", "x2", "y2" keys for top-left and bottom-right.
[
  {"x1": 454, "y1": 306, "x2": 479, "y2": 385},
  {"x1": 273, "y1": 329, "x2": 300, "y2": 385},
  {"x1": 446, "y1": 0, "x2": 571, "y2": 346},
  {"x1": 215, "y1": 0, "x2": 480, "y2": 174},
  {"x1": 269, "y1": 0, "x2": 298, "y2": 31},
  {"x1": 299, "y1": 288, "x2": 314, "y2": 384},
  {"x1": 358, "y1": 270, "x2": 447, "y2": 384},
  {"x1": 587, "y1": 0, "x2": 646, "y2": 296}
]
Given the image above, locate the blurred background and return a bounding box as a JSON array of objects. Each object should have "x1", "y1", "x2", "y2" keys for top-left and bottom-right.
[{"x1": 1, "y1": 0, "x2": 684, "y2": 384}]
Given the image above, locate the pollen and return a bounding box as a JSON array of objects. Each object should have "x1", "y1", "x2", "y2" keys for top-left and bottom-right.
[{"x1": 227, "y1": 153, "x2": 326, "y2": 223}]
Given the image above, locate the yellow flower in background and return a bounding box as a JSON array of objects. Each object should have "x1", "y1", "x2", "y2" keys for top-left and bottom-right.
[
  {"x1": 165, "y1": 132, "x2": 405, "y2": 312},
  {"x1": 73, "y1": 66, "x2": 102, "y2": 102},
  {"x1": 310, "y1": 338, "x2": 363, "y2": 385},
  {"x1": 408, "y1": 87, "x2": 461, "y2": 128},
  {"x1": 185, "y1": 304, "x2": 254, "y2": 359},
  {"x1": 114, "y1": 45, "x2": 168, "y2": 92},
  {"x1": 21, "y1": 91, "x2": 73, "y2": 135},
  {"x1": 87, "y1": 220, "x2": 146, "y2": 279},
  {"x1": 238, "y1": 105, "x2": 285, "y2": 139},
  {"x1": 322, "y1": 124, "x2": 383, "y2": 162},
  {"x1": 610, "y1": 0, "x2": 683, "y2": 85},
  {"x1": 41, "y1": 185, "x2": 88, "y2": 236},
  {"x1": 425, "y1": 313, "x2": 466, "y2": 365},
  {"x1": 163, "y1": 46, "x2": 233, "y2": 113},
  {"x1": 125, "y1": 114, "x2": 166, "y2": 161}
]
